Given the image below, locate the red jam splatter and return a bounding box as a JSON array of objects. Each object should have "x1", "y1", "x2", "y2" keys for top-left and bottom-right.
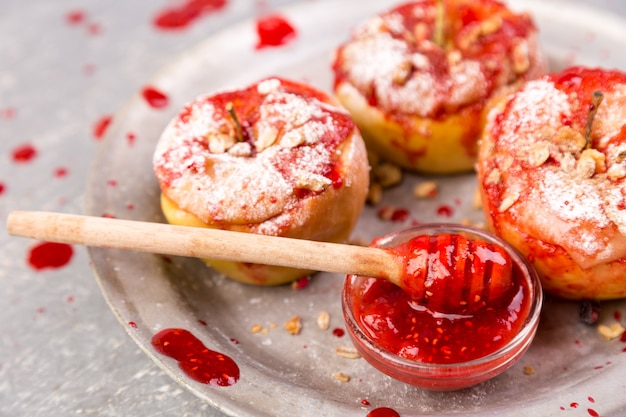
[
  {"x1": 361, "y1": 399, "x2": 371, "y2": 406},
  {"x1": 352, "y1": 234, "x2": 529, "y2": 364},
  {"x1": 28, "y1": 242, "x2": 74, "y2": 270},
  {"x1": 151, "y1": 328, "x2": 240, "y2": 386},
  {"x1": 128, "y1": 321, "x2": 138, "y2": 328},
  {"x1": 66, "y1": 10, "x2": 86, "y2": 25},
  {"x1": 620, "y1": 330, "x2": 626, "y2": 342},
  {"x1": 255, "y1": 14, "x2": 297, "y2": 49},
  {"x1": 332, "y1": 328, "x2": 345, "y2": 338},
  {"x1": 390, "y1": 208, "x2": 410, "y2": 222},
  {"x1": 54, "y1": 167, "x2": 68, "y2": 178},
  {"x1": 93, "y1": 115, "x2": 112, "y2": 140},
  {"x1": 153, "y1": 0, "x2": 228, "y2": 30},
  {"x1": 436, "y1": 204, "x2": 454, "y2": 217},
  {"x1": 11, "y1": 144, "x2": 37, "y2": 163},
  {"x1": 141, "y1": 86, "x2": 169, "y2": 109},
  {"x1": 1, "y1": 107, "x2": 16, "y2": 119},
  {"x1": 367, "y1": 407, "x2": 401, "y2": 417},
  {"x1": 127, "y1": 132, "x2": 136, "y2": 146},
  {"x1": 588, "y1": 409, "x2": 599, "y2": 417},
  {"x1": 292, "y1": 275, "x2": 311, "y2": 290},
  {"x1": 0, "y1": 182, "x2": 5, "y2": 196}
]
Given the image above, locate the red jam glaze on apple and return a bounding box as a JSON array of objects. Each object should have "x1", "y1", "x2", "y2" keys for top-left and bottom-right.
[
  {"x1": 332, "y1": 0, "x2": 538, "y2": 120},
  {"x1": 351, "y1": 234, "x2": 531, "y2": 364},
  {"x1": 151, "y1": 328, "x2": 240, "y2": 386},
  {"x1": 156, "y1": 78, "x2": 354, "y2": 192}
]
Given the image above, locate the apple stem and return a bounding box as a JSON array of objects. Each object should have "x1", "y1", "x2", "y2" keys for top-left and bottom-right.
[
  {"x1": 584, "y1": 90, "x2": 604, "y2": 149},
  {"x1": 226, "y1": 102, "x2": 245, "y2": 142},
  {"x1": 433, "y1": 0, "x2": 445, "y2": 48}
]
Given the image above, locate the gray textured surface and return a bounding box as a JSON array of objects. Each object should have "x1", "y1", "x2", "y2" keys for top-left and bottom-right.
[{"x1": 1, "y1": 0, "x2": 625, "y2": 416}]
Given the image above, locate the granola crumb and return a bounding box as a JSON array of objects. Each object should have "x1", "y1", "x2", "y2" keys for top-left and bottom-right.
[
  {"x1": 334, "y1": 345, "x2": 362, "y2": 359},
  {"x1": 598, "y1": 322, "x2": 625, "y2": 340},
  {"x1": 523, "y1": 365, "x2": 535, "y2": 375},
  {"x1": 251, "y1": 324, "x2": 263, "y2": 334},
  {"x1": 317, "y1": 311, "x2": 330, "y2": 331},
  {"x1": 285, "y1": 315, "x2": 302, "y2": 335},
  {"x1": 413, "y1": 180, "x2": 438, "y2": 198},
  {"x1": 332, "y1": 372, "x2": 351, "y2": 383}
]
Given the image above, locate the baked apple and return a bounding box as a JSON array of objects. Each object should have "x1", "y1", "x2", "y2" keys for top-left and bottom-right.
[
  {"x1": 332, "y1": 0, "x2": 546, "y2": 174},
  {"x1": 153, "y1": 77, "x2": 370, "y2": 285},
  {"x1": 477, "y1": 66, "x2": 626, "y2": 300}
]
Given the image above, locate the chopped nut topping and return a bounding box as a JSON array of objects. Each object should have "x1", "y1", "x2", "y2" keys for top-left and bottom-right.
[
  {"x1": 295, "y1": 172, "x2": 331, "y2": 192},
  {"x1": 227, "y1": 142, "x2": 252, "y2": 157},
  {"x1": 485, "y1": 168, "x2": 501, "y2": 185},
  {"x1": 334, "y1": 346, "x2": 362, "y2": 359},
  {"x1": 208, "y1": 133, "x2": 237, "y2": 154},
  {"x1": 284, "y1": 315, "x2": 302, "y2": 335},
  {"x1": 480, "y1": 16, "x2": 503, "y2": 36},
  {"x1": 526, "y1": 141, "x2": 551, "y2": 167},
  {"x1": 498, "y1": 192, "x2": 519, "y2": 212},
  {"x1": 511, "y1": 40, "x2": 530, "y2": 74},
  {"x1": 576, "y1": 148, "x2": 606, "y2": 178},
  {"x1": 255, "y1": 125, "x2": 279, "y2": 152},
  {"x1": 317, "y1": 311, "x2": 330, "y2": 331},
  {"x1": 553, "y1": 126, "x2": 586, "y2": 153},
  {"x1": 413, "y1": 181, "x2": 438, "y2": 198},
  {"x1": 392, "y1": 59, "x2": 413, "y2": 85},
  {"x1": 607, "y1": 163, "x2": 626, "y2": 180},
  {"x1": 332, "y1": 372, "x2": 351, "y2": 383}
]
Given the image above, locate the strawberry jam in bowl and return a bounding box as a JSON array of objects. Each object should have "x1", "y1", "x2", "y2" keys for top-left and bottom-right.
[{"x1": 342, "y1": 224, "x2": 543, "y2": 390}]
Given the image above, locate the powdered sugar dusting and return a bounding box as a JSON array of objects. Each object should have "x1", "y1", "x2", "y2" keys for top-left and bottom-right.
[
  {"x1": 485, "y1": 72, "x2": 626, "y2": 267},
  {"x1": 333, "y1": 1, "x2": 541, "y2": 118},
  {"x1": 496, "y1": 79, "x2": 570, "y2": 149}
]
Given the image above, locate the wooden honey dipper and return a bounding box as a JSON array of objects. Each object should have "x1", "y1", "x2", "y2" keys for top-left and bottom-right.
[{"x1": 6, "y1": 211, "x2": 515, "y2": 312}]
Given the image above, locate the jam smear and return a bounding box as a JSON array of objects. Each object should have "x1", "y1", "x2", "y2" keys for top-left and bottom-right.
[
  {"x1": 93, "y1": 115, "x2": 112, "y2": 140},
  {"x1": 367, "y1": 407, "x2": 401, "y2": 417},
  {"x1": 255, "y1": 14, "x2": 297, "y2": 49},
  {"x1": 141, "y1": 86, "x2": 169, "y2": 109},
  {"x1": 12, "y1": 144, "x2": 37, "y2": 163},
  {"x1": 153, "y1": 0, "x2": 227, "y2": 30},
  {"x1": 151, "y1": 328, "x2": 240, "y2": 386},
  {"x1": 28, "y1": 242, "x2": 74, "y2": 270}
]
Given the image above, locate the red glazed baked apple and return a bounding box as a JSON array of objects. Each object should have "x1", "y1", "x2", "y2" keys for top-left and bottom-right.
[
  {"x1": 153, "y1": 77, "x2": 370, "y2": 285},
  {"x1": 477, "y1": 66, "x2": 626, "y2": 300},
  {"x1": 332, "y1": 0, "x2": 546, "y2": 174}
]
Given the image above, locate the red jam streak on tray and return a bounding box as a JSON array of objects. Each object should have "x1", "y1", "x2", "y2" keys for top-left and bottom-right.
[
  {"x1": 151, "y1": 328, "x2": 240, "y2": 386},
  {"x1": 352, "y1": 234, "x2": 530, "y2": 364},
  {"x1": 255, "y1": 14, "x2": 297, "y2": 49},
  {"x1": 153, "y1": 0, "x2": 227, "y2": 30},
  {"x1": 28, "y1": 242, "x2": 74, "y2": 270},
  {"x1": 11, "y1": 143, "x2": 37, "y2": 163},
  {"x1": 141, "y1": 86, "x2": 169, "y2": 109},
  {"x1": 93, "y1": 115, "x2": 112, "y2": 140}
]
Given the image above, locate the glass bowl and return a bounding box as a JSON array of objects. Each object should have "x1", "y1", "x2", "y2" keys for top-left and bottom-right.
[{"x1": 342, "y1": 223, "x2": 543, "y2": 391}]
